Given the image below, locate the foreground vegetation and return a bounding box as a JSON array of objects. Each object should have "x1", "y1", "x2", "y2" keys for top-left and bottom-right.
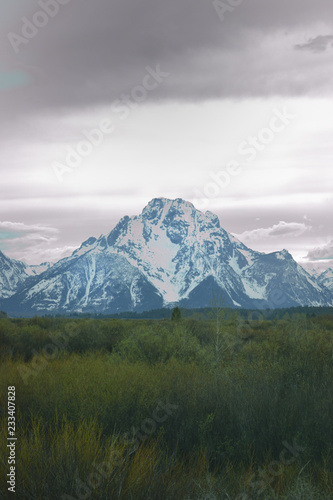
[{"x1": 0, "y1": 311, "x2": 333, "y2": 499}]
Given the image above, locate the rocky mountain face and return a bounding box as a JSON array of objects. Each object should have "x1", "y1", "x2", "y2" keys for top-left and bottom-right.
[
  {"x1": 0, "y1": 198, "x2": 332, "y2": 316},
  {"x1": 318, "y1": 268, "x2": 333, "y2": 292},
  {"x1": 0, "y1": 251, "x2": 50, "y2": 300}
]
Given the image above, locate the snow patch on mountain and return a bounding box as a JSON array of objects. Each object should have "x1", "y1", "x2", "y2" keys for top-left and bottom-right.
[{"x1": 318, "y1": 268, "x2": 333, "y2": 292}]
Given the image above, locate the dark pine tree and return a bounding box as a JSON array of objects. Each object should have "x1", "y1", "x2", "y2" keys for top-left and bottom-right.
[{"x1": 171, "y1": 307, "x2": 182, "y2": 322}]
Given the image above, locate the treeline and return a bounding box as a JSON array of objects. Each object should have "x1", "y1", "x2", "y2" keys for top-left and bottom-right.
[
  {"x1": 0, "y1": 312, "x2": 332, "y2": 361},
  {"x1": 0, "y1": 315, "x2": 211, "y2": 361},
  {"x1": 19, "y1": 304, "x2": 333, "y2": 320},
  {"x1": 0, "y1": 314, "x2": 333, "y2": 498}
]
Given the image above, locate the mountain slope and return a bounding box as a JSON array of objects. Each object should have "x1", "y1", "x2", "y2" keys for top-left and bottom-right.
[
  {"x1": 0, "y1": 251, "x2": 29, "y2": 299},
  {"x1": 239, "y1": 249, "x2": 332, "y2": 308},
  {"x1": 0, "y1": 251, "x2": 51, "y2": 300},
  {"x1": 318, "y1": 268, "x2": 333, "y2": 292},
  {"x1": 2, "y1": 249, "x2": 163, "y2": 315}
]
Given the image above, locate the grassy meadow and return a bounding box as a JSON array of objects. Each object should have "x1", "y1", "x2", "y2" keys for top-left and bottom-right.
[{"x1": 0, "y1": 310, "x2": 333, "y2": 499}]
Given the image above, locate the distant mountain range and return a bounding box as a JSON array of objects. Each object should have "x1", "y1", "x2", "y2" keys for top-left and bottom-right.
[
  {"x1": 0, "y1": 198, "x2": 332, "y2": 316},
  {"x1": 0, "y1": 252, "x2": 50, "y2": 299}
]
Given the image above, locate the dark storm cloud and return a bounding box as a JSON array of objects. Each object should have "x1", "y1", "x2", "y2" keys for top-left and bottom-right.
[
  {"x1": 2, "y1": 0, "x2": 333, "y2": 119},
  {"x1": 295, "y1": 35, "x2": 333, "y2": 53}
]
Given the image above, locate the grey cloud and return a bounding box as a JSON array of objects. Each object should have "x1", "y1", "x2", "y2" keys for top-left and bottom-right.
[
  {"x1": 306, "y1": 239, "x2": 333, "y2": 260},
  {"x1": 0, "y1": 220, "x2": 64, "y2": 263},
  {"x1": 295, "y1": 35, "x2": 333, "y2": 53},
  {"x1": 234, "y1": 221, "x2": 311, "y2": 242},
  {"x1": 0, "y1": 221, "x2": 58, "y2": 234}
]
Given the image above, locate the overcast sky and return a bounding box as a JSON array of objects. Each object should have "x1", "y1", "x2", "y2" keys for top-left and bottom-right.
[{"x1": 0, "y1": 0, "x2": 332, "y2": 272}]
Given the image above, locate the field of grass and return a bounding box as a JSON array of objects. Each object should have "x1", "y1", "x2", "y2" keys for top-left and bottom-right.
[{"x1": 0, "y1": 311, "x2": 333, "y2": 499}]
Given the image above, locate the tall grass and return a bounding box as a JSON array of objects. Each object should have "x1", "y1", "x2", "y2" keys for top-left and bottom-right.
[{"x1": 0, "y1": 314, "x2": 333, "y2": 498}]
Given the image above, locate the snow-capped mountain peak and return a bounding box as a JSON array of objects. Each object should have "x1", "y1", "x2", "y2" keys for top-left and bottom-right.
[
  {"x1": 100, "y1": 198, "x2": 254, "y2": 303},
  {"x1": 0, "y1": 198, "x2": 332, "y2": 316}
]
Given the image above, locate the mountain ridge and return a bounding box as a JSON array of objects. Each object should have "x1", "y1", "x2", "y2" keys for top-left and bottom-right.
[{"x1": 0, "y1": 198, "x2": 332, "y2": 316}]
